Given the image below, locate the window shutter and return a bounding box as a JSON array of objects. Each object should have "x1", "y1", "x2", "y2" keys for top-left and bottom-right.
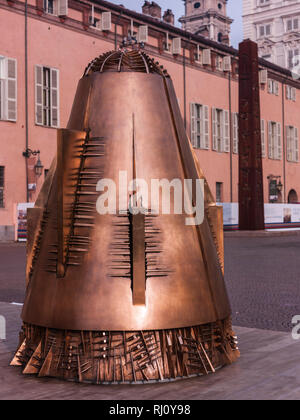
[
  {"x1": 223, "y1": 110, "x2": 230, "y2": 153},
  {"x1": 295, "y1": 127, "x2": 299, "y2": 162},
  {"x1": 138, "y1": 26, "x2": 148, "y2": 43},
  {"x1": 216, "y1": 56, "x2": 223, "y2": 71},
  {"x1": 196, "y1": 45, "x2": 202, "y2": 63},
  {"x1": 90, "y1": 4, "x2": 95, "y2": 26},
  {"x1": 50, "y1": 68, "x2": 59, "y2": 128},
  {"x1": 203, "y1": 105, "x2": 209, "y2": 150},
  {"x1": 286, "y1": 86, "x2": 290, "y2": 100},
  {"x1": 275, "y1": 82, "x2": 279, "y2": 96},
  {"x1": 212, "y1": 108, "x2": 217, "y2": 151},
  {"x1": 101, "y1": 12, "x2": 112, "y2": 31},
  {"x1": 268, "y1": 79, "x2": 272, "y2": 94},
  {"x1": 190, "y1": 103, "x2": 197, "y2": 147},
  {"x1": 286, "y1": 126, "x2": 291, "y2": 162},
  {"x1": 223, "y1": 56, "x2": 231, "y2": 72},
  {"x1": 259, "y1": 69, "x2": 268, "y2": 84},
  {"x1": 172, "y1": 38, "x2": 181, "y2": 55},
  {"x1": 6, "y1": 58, "x2": 17, "y2": 122},
  {"x1": 292, "y1": 87, "x2": 296, "y2": 101},
  {"x1": 35, "y1": 65, "x2": 43, "y2": 125},
  {"x1": 261, "y1": 119, "x2": 265, "y2": 157},
  {"x1": 203, "y1": 49, "x2": 211, "y2": 65},
  {"x1": 276, "y1": 122, "x2": 282, "y2": 160},
  {"x1": 268, "y1": 121, "x2": 273, "y2": 159},
  {"x1": 58, "y1": 0, "x2": 68, "y2": 16},
  {"x1": 232, "y1": 113, "x2": 238, "y2": 154}
]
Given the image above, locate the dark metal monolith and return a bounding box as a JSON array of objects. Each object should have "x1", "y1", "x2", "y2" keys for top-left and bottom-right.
[{"x1": 238, "y1": 40, "x2": 265, "y2": 230}]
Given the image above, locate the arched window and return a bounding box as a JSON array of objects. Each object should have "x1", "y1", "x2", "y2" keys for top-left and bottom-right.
[{"x1": 288, "y1": 189, "x2": 298, "y2": 203}]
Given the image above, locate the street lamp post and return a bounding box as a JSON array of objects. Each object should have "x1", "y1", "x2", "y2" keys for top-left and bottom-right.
[{"x1": 23, "y1": 149, "x2": 44, "y2": 179}]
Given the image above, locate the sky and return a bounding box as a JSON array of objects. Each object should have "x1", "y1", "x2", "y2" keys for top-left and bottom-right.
[{"x1": 108, "y1": 0, "x2": 243, "y2": 48}]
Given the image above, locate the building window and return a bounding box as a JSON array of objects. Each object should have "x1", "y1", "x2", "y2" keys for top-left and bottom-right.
[
  {"x1": 286, "y1": 85, "x2": 296, "y2": 101},
  {"x1": 259, "y1": 24, "x2": 271, "y2": 38},
  {"x1": 43, "y1": 0, "x2": 68, "y2": 17},
  {"x1": 261, "y1": 119, "x2": 266, "y2": 158},
  {"x1": 287, "y1": 18, "x2": 299, "y2": 32},
  {"x1": 0, "y1": 166, "x2": 4, "y2": 208},
  {"x1": 216, "y1": 55, "x2": 223, "y2": 70},
  {"x1": 190, "y1": 104, "x2": 209, "y2": 149},
  {"x1": 232, "y1": 112, "x2": 239, "y2": 154},
  {"x1": 212, "y1": 108, "x2": 230, "y2": 153},
  {"x1": 194, "y1": 46, "x2": 202, "y2": 63},
  {"x1": 0, "y1": 56, "x2": 17, "y2": 122},
  {"x1": 35, "y1": 65, "x2": 59, "y2": 127},
  {"x1": 268, "y1": 79, "x2": 279, "y2": 96},
  {"x1": 216, "y1": 182, "x2": 223, "y2": 203},
  {"x1": 90, "y1": 16, "x2": 101, "y2": 29},
  {"x1": 286, "y1": 126, "x2": 299, "y2": 163},
  {"x1": 268, "y1": 121, "x2": 282, "y2": 160},
  {"x1": 44, "y1": 0, "x2": 55, "y2": 15},
  {"x1": 259, "y1": 0, "x2": 270, "y2": 5},
  {"x1": 288, "y1": 49, "x2": 299, "y2": 70}
]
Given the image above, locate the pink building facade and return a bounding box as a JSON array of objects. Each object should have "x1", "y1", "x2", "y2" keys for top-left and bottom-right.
[{"x1": 0, "y1": 0, "x2": 300, "y2": 240}]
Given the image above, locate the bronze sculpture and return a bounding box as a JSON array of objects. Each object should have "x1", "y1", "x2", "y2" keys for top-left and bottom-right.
[{"x1": 11, "y1": 50, "x2": 239, "y2": 383}]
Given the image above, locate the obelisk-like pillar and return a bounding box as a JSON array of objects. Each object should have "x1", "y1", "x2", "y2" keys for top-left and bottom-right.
[{"x1": 238, "y1": 39, "x2": 265, "y2": 231}]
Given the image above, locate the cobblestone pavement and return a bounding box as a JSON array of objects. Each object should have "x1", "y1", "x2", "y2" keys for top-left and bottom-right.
[
  {"x1": 225, "y1": 236, "x2": 300, "y2": 332},
  {"x1": 0, "y1": 243, "x2": 25, "y2": 304},
  {"x1": 0, "y1": 236, "x2": 300, "y2": 332}
]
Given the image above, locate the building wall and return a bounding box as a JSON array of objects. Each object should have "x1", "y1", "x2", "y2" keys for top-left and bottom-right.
[
  {"x1": 243, "y1": 0, "x2": 300, "y2": 69},
  {"x1": 0, "y1": 0, "x2": 300, "y2": 238}
]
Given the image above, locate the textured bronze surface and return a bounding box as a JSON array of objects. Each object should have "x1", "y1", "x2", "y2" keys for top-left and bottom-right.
[
  {"x1": 13, "y1": 50, "x2": 239, "y2": 383},
  {"x1": 11, "y1": 318, "x2": 239, "y2": 384},
  {"x1": 238, "y1": 40, "x2": 265, "y2": 231}
]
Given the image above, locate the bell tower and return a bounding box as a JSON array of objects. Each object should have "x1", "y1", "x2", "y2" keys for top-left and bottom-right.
[{"x1": 179, "y1": 0, "x2": 233, "y2": 45}]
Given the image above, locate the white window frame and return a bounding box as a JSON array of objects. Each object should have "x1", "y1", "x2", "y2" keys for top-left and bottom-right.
[
  {"x1": 268, "y1": 121, "x2": 282, "y2": 160},
  {"x1": 261, "y1": 119, "x2": 266, "y2": 158},
  {"x1": 44, "y1": 0, "x2": 57, "y2": 15},
  {"x1": 212, "y1": 108, "x2": 230, "y2": 153},
  {"x1": 258, "y1": 23, "x2": 271, "y2": 38},
  {"x1": 286, "y1": 85, "x2": 296, "y2": 102},
  {"x1": 190, "y1": 103, "x2": 209, "y2": 150},
  {"x1": 35, "y1": 65, "x2": 60, "y2": 128},
  {"x1": 286, "y1": 17, "x2": 299, "y2": 32},
  {"x1": 288, "y1": 48, "x2": 300, "y2": 70},
  {"x1": 195, "y1": 45, "x2": 202, "y2": 64},
  {"x1": 0, "y1": 55, "x2": 17, "y2": 122},
  {"x1": 216, "y1": 56, "x2": 223, "y2": 71},
  {"x1": 232, "y1": 112, "x2": 238, "y2": 154},
  {"x1": 268, "y1": 79, "x2": 279, "y2": 96},
  {"x1": 286, "y1": 126, "x2": 299, "y2": 163}
]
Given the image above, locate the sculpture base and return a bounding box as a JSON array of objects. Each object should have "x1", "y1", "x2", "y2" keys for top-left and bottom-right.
[{"x1": 11, "y1": 318, "x2": 239, "y2": 384}]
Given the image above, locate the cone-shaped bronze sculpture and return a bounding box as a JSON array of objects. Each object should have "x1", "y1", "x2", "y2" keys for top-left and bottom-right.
[{"x1": 11, "y1": 50, "x2": 239, "y2": 383}]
